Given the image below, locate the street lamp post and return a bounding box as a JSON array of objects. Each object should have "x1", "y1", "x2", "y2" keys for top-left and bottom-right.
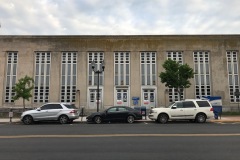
[
  {"x1": 91, "y1": 60, "x2": 105, "y2": 112},
  {"x1": 76, "y1": 90, "x2": 80, "y2": 108}
]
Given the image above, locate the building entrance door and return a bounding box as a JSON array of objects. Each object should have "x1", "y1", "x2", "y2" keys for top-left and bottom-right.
[
  {"x1": 89, "y1": 89, "x2": 102, "y2": 109},
  {"x1": 115, "y1": 89, "x2": 129, "y2": 106},
  {"x1": 142, "y1": 89, "x2": 156, "y2": 108}
]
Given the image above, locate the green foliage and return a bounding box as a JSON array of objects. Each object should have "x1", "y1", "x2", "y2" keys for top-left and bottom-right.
[
  {"x1": 159, "y1": 59, "x2": 194, "y2": 98},
  {"x1": 13, "y1": 75, "x2": 34, "y2": 108}
]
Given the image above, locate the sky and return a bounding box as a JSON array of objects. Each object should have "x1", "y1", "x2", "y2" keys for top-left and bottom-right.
[{"x1": 0, "y1": 0, "x2": 240, "y2": 35}]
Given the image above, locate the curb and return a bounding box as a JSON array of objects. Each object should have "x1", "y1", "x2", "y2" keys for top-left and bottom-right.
[
  {"x1": 209, "y1": 120, "x2": 240, "y2": 123},
  {"x1": 1, "y1": 116, "x2": 240, "y2": 124}
]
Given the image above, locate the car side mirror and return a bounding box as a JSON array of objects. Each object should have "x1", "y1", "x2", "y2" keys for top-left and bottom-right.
[
  {"x1": 172, "y1": 106, "x2": 177, "y2": 109},
  {"x1": 37, "y1": 108, "x2": 41, "y2": 111}
]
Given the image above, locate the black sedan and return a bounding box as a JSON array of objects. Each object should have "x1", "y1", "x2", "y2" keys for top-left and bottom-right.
[{"x1": 86, "y1": 106, "x2": 142, "y2": 124}]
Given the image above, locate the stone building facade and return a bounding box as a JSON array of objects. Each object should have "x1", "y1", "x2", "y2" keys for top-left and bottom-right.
[{"x1": 0, "y1": 35, "x2": 239, "y2": 111}]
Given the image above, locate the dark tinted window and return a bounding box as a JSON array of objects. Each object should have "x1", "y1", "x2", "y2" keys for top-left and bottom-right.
[
  {"x1": 41, "y1": 104, "x2": 51, "y2": 110},
  {"x1": 196, "y1": 101, "x2": 211, "y2": 107},
  {"x1": 51, "y1": 104, "x2": 63, "y2": 109},
  {"x1": 64, "y1": 104, "x2": 77, "y2": 109},
  {"x1": 127, "y1": 107, "x2": 135, "y2": 111},
  {"x1": 118, "y1": 107, "x2": 127, "y2": 112},
  {"x1": 41, "y1": 104, "x2": 62, "y2": 110},
  {"x1": 174, "y1": 102, "x2": 183, "y2": 108},
  {"x1": 183, "y1": 101, "x2": 196, "y2": 108},
  {"x1": 108, "y1": 107, "x2": 117, "y2": 113}
]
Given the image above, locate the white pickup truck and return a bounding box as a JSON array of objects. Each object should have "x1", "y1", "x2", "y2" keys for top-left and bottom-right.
[{"x1": 148, "y1": 99, "x2": 214, "y2": 123}]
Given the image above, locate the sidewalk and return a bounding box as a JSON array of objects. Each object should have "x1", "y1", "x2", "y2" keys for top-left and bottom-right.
[
  {"x1": 209, "y1": 116, "x2": 240, "y2": 123},
  {"x1": 1, "y1": 116, "x2": 240, "y2": 124}
]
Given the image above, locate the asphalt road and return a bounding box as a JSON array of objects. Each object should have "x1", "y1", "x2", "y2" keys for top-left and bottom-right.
[{"x1": 0, "y1": 121, "x2": 240, "y2": 160}]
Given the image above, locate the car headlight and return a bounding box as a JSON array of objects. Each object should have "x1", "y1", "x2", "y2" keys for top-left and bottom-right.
[{"x1": 149, "y1": 109, "x2": 157, "y2": 114}]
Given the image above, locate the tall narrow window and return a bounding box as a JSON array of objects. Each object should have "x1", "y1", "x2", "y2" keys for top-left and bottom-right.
[
  {"x1": 88, "y1": 52, "x2": 104, "y2": 86},
  {"x1": 34, "y1": 52, "x2": 51, "y2": 103},
  {"x1": 61, "y1": 52, "x2": 77, "y2": 102},
  {"x1": 141, "y1": 52, "x2": 156, "y2": 85},
  {"x1": 114, "y1": 52, "x2": 130, "y2": 85},
  {"x1": 194, "y1": 51, "x2": 211, "y2": 98},
  {"x1": 5, "y1": 52, "x2": 18, "y2": 103},
  {"x1": 226, "y1": 51, "x2": 239, "y2": 102},
  {"x1": 167, "y1": 51, "x2": 184, "y2": 102}
]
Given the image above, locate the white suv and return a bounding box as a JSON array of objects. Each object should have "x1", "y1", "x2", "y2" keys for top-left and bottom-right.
[
  {"x1": 149, "y1": 99, "x2": 214, "y2": 123},
  {"x1": 21, "y1": 103, "x2": 80, "y2": 125}
]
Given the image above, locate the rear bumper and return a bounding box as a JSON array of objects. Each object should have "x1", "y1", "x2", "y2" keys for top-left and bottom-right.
[
  {"x1": 68, "y1": 114, "x2": 79, "y2": 120},
  {"x1": 206, "y1": 113, "x2": 214, "y2": 119}
]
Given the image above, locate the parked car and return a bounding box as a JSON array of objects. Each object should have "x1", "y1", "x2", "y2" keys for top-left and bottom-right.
[
  {"x1": 21, "y1": 103, "x2": 80, "y2": 125},
  {"x1": 86, "y1": 106, "x2": 142, "y2": 124},
  {"x1": 148, "y1": 99, "x2": 214, "y2": 123}
]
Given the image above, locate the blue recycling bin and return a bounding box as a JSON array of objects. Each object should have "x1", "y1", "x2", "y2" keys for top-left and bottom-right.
[
  {"x1": 202, "y1": 96, "x2": 222, "y2": 120},
  {"x1": 213, "y1": 106, "x2": 222, "y2": 119}
]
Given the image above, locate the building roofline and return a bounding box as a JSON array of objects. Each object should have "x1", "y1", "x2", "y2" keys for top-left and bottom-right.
[{"x1": 1, "y1": 34, "x2": 240, "y2": 40}]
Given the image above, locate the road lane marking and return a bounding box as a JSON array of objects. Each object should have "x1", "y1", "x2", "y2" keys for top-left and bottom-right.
[
  {"x1": 1, "y1": 133, "x2": 240, "y2": 139},
  {"x1": 214, "y1": 122, "x2": 240, "y2": 125}
]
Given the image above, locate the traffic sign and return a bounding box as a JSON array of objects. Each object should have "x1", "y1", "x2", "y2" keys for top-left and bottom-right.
[{"x1": 132, "y1": 97, "x2": 139, "y2": 100}]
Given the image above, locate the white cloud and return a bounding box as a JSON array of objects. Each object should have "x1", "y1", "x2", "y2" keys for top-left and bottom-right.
[{"x1": 0, "y1": 0, "x2": 239, "y2": 35}]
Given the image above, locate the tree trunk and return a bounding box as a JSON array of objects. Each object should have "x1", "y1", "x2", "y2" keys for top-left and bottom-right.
[
  {"x1": 178, "y1": 90, "x2": 181, "y2": 101},
  {"x1": 177, "y1": 88, "x2": 182, "y2": 100}
]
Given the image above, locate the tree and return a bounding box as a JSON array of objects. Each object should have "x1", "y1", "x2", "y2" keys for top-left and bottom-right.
[
  {"x1": 159, "y1": 59, "x2": 194, "y2": 100},
  {"x1": 13, "y1": 75, "x2": 34, "y2": 109}
]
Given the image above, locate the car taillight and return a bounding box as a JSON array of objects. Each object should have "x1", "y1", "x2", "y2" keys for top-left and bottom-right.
[
  {"x1": 210, "y1": 108, "x2": 213, "y2": 111},
  {"x1": 70, "y1": 110, "x2": 77, "y2": 113}
]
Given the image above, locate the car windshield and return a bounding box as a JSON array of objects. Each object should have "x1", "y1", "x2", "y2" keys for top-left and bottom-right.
[
  {"x1": 64, "y1": 104, "x2": 77, "y2": 109},
  {"x1": 167, "y1": 102, "x2": 175, "y2": 108}
]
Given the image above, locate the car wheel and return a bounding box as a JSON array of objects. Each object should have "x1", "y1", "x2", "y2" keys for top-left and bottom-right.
[
  {"x1": 196, "y1": 114, "x2": 206, "y2": 123},
  {"x1": 59, "y1": 115, "x2": 69, "y2": 124},
  {"x1": 127, "y1": 115, "x2": 135, "y2": 123},
  {"x1": 94, "y1": 116, "x2": 102, "y2": 124},
  {"x1": 158, "y1": 114, "x2": 168, "y2": 124},
  {"x1": 22, "y1": 115, "x2": 33, "y2": 125}
]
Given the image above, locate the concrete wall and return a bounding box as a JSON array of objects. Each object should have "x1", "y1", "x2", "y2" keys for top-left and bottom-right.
[{"x1": 0, "y1": 35, "x2": 240, "y2": 110}]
